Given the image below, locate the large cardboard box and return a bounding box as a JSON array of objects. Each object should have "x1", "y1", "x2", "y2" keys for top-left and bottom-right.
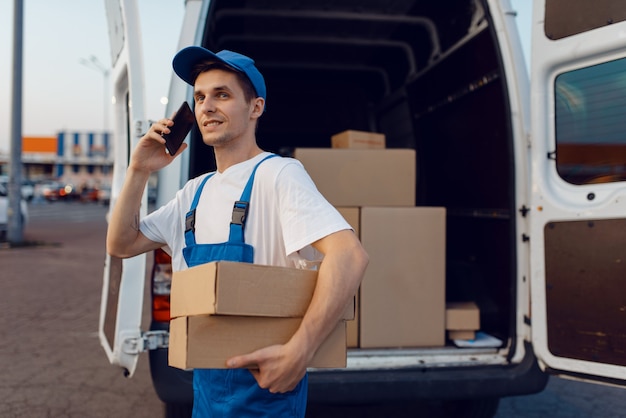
[
  {"x1": 294, "y1": 148, "x2": 415, "y2": 207},
  {"x1": 171, "y1": 261, "x2": 315, "y2": 319},
  {"x1": 336, "y1": 207, "x2": 361, "y2": 347},
  {"x1": 171, "y1": 261, "x2": 353, "y2": 320},
  {"x1": 169, "y1": 315, "x2": 347, "y2": 369},
  {"x1": 446, "y1": 302, "x2": 480, "y2": 330},
  {"x1": 359, "y1": 207, "x2": 446, "y2": 348},
  {"x1": 331, "y1": 130, "x2": 386, "y2": 149}
]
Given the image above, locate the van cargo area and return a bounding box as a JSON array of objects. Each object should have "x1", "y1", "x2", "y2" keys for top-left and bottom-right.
[
  {"x1": 190, "y1": 0, "x2": 517, "y2": 352},
  {"x1": 147, "y1": 0, "x2": 548, "y2": 412}
]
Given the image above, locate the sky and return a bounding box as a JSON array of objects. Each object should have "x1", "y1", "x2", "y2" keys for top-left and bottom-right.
[
  {"x1": 0, "y1": 0, "x2": 185, "y2": 154},
  {"x1": 0, "y1": 0, "x2": 532, "y2": 155}
]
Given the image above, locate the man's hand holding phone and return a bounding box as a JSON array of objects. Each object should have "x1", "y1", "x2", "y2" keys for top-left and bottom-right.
[
  {"x1": 129, "y1": 102, "x2": 194, "y2": 174},
  {"x1": 162, "y1": 101, "x2": 195, "y2": 155}
]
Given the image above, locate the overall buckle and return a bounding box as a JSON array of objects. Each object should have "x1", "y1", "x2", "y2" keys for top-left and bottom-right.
[
  {"x1": 231, "y1": 201, "x2": 249, "y2": 225},
  {"x1": 185, "y1": 209, "x2": 196, "y2": 233}
]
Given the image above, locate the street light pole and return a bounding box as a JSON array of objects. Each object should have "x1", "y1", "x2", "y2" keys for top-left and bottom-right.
[
  {"x1": 79, "y1": 55, "x2": 110, "y2": 132},
  {"x1": 8, "y1": 0, "x2": 24, "y2": 245}
]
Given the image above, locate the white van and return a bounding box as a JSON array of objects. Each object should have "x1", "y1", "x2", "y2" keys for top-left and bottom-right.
[{"x1": 100, "y1": 0, "x2": 626, "y2": 417}]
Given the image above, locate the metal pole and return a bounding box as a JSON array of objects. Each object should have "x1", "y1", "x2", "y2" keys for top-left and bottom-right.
[
  {"x1": 8, "y1": 0, "x2": 24, "y2": 244},
  {"x1": 80, "y1": 56, "x2": 110, "y2": 131}
]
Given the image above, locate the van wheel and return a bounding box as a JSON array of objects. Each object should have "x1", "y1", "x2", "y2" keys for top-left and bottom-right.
[
  {"x1": 164, "y1": 402, "x2": 193, "y2": 418},
  {"x1": 441, "y1": 397, "x2": 500, "y2": 418}
]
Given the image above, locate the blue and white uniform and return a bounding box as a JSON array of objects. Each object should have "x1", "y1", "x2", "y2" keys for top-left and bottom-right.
[{"x1": 140, "y1": 152, "x2": 351, "y2": 417}]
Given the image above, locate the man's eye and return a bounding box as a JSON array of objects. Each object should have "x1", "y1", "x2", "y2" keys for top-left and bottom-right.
[
  {"x1": 217, "y1": 92, "x2": 229, "y2": 99},
  {"x1": 195, "y1": 95, "x2": 205, "y2": 102}
]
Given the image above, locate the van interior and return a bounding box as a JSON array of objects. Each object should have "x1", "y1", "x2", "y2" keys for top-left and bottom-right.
[{"x1": 187, "y1": 0, "x2": 517, "y2": 352}]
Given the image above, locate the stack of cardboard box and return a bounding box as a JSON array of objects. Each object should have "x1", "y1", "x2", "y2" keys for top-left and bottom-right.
[
  {"x1": 168, "y1": 261, "x2": 351, "y2": 370},
  {"x1": 445, "y1": 301, "x2": 480, "y2": 341},
  {"x1": 295, "y1": 130, "x2": 447, "y2": 349}
]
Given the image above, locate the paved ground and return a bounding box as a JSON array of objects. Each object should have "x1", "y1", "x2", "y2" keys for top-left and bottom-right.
[
  {"x1": 0, "y1": 202, "x2": 165, "y2": 418},
  {"x1": 2, "y1": 201, "x2": 626, "y2": 417}
]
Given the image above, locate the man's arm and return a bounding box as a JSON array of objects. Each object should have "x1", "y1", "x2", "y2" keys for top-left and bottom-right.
[
  {"x1": 106, "y1": 117, "x2": 186, "y2": 258},
  {"x1": 226, "y1": 228, "x2": 368, "y2": 392}
]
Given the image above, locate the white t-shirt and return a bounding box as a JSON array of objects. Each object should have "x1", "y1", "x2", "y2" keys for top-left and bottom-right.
[{"x1": 140, "y1": 152, "x2": 351, "y2": 272}]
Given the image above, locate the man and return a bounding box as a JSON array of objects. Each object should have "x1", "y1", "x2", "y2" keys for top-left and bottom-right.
[{"x1": 106, "y1": 46, "x2": 368, "y2": 417}]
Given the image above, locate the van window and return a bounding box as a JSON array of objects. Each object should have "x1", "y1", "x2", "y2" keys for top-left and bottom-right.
[
  {"x1": 545, "y1": 0, "x2": 626, "y2": 40},
  {"x1": 554, "y1": 57, "x2": 626, "y2": 185}
]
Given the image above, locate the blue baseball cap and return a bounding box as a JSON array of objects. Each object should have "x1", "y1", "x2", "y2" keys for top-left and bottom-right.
[{"x1": 172, "y1": 47, "x2": 266, "y2": 100}]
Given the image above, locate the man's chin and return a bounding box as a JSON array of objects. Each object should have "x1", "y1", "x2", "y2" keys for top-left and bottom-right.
[{"x1": 202, "y1": 135, "x2": 231, "y2": 148}]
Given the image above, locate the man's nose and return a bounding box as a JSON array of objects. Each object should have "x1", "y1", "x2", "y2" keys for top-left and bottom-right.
[{"x1": 200, "y1": 98, "x2": 216, "y2": 113}]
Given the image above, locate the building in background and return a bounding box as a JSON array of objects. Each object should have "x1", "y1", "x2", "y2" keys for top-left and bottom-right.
[{"x1": 0, "y1": 131, "x2": 113, "y2": 187}]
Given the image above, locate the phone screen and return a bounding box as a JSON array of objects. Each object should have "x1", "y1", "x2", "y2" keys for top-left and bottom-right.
[{"x1": 163, "y1": 101, "x2": 195, "y2": 155}]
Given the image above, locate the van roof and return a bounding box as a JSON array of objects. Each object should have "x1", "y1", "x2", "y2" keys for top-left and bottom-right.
[{"x1": 204, "y1": 1, "x2": 476, "y2": 98}]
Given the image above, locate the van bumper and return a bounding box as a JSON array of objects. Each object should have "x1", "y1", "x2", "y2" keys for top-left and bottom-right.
[
  {"x1": 308, "y1": 342, "x2": 548, "y2": 404},
  {"x1": 149, "y1": 331, "x2": 547, "y2": 406}
]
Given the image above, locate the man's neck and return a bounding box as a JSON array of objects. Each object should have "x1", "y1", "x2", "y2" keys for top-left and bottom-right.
[{"x1": 214, "y1": 143, "x2": 264, "y2": 173}]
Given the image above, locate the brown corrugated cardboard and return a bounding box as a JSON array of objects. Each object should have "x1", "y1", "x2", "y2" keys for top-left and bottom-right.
[
  {"x1": 171, "y1": 261, "x2": 316, "y2": 319},
  {"x1": 446, "y1": 302, "x2": 480, "y2": 330},
  {"x1": 294, "y1": 149, "x2": 416, "y2": 207},
  {"x1": 171, "y1": 261, "x2": 354, "y2": 320},
  {"x1": 336, "y1": 207, "x2": 361, "y2": 347},
  {"x1": 169, "y1": 316, "x2": 347, "y2": 369},
  {"x1": 331, "y1": 130, "x2": 386, "y2": 149},
  {"x1": 448, "y1": 330, "x2": 476, "y2": 340},
  {"x1": 359, "y1": 207, "x2": 446, "y2": 348}
]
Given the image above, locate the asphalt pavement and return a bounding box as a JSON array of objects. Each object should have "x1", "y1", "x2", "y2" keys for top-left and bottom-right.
[{"x1": 0, "y1": 201, "x2": 165, "y2": 418}]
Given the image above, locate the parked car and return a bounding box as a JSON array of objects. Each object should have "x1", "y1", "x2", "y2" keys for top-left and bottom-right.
[
  {"x1": 0, "y1": 182, "x2": 28, "y2": 239},
  {"x1": 57, "y1": 184, "x2": 81, "y2": 200},
  {"x1": 97, "y1": 185, "x2": 111, "y2": 205},
  {"x1": 0, "y1": 175, "x2": 35, "y2": 201},
  {"x1": 33, "y1": 181, "x2": 57, "y2": 202},
  {"x1": 80, "y1": 186, "x2": 100, "y2": 203},
  {"x1": 20, "y1": 180, "x2": 35, "y2": 201}
]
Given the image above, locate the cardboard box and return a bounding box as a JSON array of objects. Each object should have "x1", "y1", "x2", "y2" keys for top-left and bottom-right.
[
  {"x1": 294, "y1": 148, "x2": 415, "y2": 207},
  {"x1": 331, "y1": 130, "x2": 386, "y2": 149},
  {"x1": 171, "y1": 261, "x2": 315, "y2": 319},
  {"x1": 336, "y1": 207, "x2": 361, "y2": 347},
  {"x1": 171, "y1": 261, "x2": 354, "y2": 320},
  {"x1": 169, "y1": 316, "x2": 347, "y2": 369},
  {"x1": 448, "y1": 330, "x2": 476, "y2": 340},
  {"x1": 359, "y1": 207, "x2": 446, "y2": 348},
  {"x1": 446, "y1": 302, "x2": 480, "y2": 330}
]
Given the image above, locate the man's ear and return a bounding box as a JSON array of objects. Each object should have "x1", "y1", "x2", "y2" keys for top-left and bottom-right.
[{"x1": 250, "y1": 97, "x2": 265, "y2": 119}]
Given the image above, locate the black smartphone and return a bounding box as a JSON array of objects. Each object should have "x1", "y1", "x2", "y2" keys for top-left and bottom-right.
[{"x1": 163, "y1": 101, "x2": 195, "y2": 155}]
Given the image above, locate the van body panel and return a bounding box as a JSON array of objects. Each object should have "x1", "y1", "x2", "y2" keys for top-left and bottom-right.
[
  {"x1": 530, "y1": 0, "x2": 626, "y2": 384},
  {"x1": 99, "y1": 0, "x2": 149, "y2": 378},
  {"x1": 155, "y1": 0, "x2": 205, "y2": 208}
]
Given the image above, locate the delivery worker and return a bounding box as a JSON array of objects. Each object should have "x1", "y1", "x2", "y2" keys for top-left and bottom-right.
[{"x1": 106, "y1": 46, "x2": 368, "y2": 417}]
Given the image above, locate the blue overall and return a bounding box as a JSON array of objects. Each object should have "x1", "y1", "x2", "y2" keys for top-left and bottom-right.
[{"x1": 182, "y1": 154, "x2": 308, "y2": 418}]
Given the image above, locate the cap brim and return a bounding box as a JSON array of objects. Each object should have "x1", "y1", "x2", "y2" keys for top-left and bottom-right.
[{"x1": 173, "y1": 46, "x2": 226, "y2": 85}]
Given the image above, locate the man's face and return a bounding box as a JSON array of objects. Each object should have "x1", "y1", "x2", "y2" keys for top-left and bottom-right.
[{"x1": 192, "y1": 69, "x2": 260, "y2": 148}]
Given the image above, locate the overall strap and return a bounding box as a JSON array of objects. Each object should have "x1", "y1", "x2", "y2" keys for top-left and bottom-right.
[
  {"x1": 184, "y1": 153, "x2": 279, "y2": 247},
  {"x1": 228, "y1": 153, "x2": 278, "y2": 242},
  {"x1": 184, "y1": 172, "x2": 215, "y2": 247}
]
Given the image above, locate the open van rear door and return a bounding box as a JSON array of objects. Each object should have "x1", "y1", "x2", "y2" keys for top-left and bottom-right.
[
  {"x1": 530, "y1": 0, "x2": 626, "y2": 384},
  {"x1": 98, "y1": 0, "x2": 153, "y2": 378}
]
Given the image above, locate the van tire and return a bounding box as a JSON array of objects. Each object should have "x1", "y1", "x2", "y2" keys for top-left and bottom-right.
[{"x1": 164, "y1": 402, "x2": 193, "y2": 418}]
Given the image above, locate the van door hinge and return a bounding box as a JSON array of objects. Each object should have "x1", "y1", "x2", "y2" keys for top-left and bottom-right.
[
  {"x1": 519, "y1": 205, "x2": 530, "y2": 217},
  {"x1": 122, "y1": 330, "x2": 169, "y2": 354}
]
